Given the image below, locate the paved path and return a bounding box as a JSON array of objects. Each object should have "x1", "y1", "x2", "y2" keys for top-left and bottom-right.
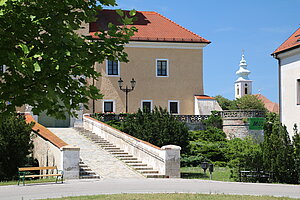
[
  {"x1": 49, "y1": 128, "x2": 143, "y2": 179},
  {"x1": 1, "y1": 179, "x2": 300, "y2": 200}
]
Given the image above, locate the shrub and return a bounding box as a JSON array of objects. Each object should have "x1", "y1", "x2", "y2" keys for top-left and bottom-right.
[
  {"x1": 0, "y1": 114, "x2": 34, "y2": 180},
  {"x1": 120, "y1": 107, "x2": 189, "y2": 153},
  {"x1": 262, "y1": 112, "x2": 297, "y2": 183}
]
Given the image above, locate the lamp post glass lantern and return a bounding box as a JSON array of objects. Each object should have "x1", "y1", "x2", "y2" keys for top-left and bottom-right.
[
  {"x1": 201, "y1": 161, "x2": 209, "y2": 173},
  {"x1": 118, "y1": 78, "x2": 136, "y2": 113}
]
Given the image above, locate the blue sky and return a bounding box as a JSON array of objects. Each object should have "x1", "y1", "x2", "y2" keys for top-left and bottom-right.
[{"x1": 108, "y1": 0, "x2": 300, "y2": 102}]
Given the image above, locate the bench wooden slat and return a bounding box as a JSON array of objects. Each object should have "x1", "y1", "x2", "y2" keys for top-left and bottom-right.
[
  {"x1": 24, "y1": 174, "x2": 62, "y2": 178},
  {"x1": 19, "y1": 166, "x2": 57, "y2": 171},
  {"x1": 18, "y1": 165, "x2": 63, "y2": 186}
]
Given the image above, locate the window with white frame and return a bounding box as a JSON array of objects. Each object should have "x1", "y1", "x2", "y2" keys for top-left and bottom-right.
[
  {"x1": 103, "y1": 100, "x2": 115, "y2": 113},
  {"x1": 156, "y1": 59, "x2": 168, "y2": 77},
  {"x1": 106, "y1": 60, "x2": 119, "y2": 76},
  {"x1": 297, "y1": 79, "x2": 300, "y2": 105},
  {"x1": 141, "y1": 100, "x2": 152, "y2": 112},
  {"x1": 168, "y1": 100, "x2": 179, "y2": 114}
]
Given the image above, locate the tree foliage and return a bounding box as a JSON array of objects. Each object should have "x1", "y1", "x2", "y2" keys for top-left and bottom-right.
[
  {"x1": 0, "y1": 0, "x2": 137, "y2": 118},
  {"x1": 293, "y1": 124, "x2": 300, "y2": 183},
  {"x1": 215, "y1": 95, "x2": 267, "y2": 112},
  {"x1": 234, "y1": 95, "x2": 267, "y2": 111},
  {"x1": 120, "y1": 107, "x2": 189, "y2": 153},
  {"x1": 203, "y1": 111, "x2": 223, "y2": 129},
  {"x1": 262, "y1": 112, "x2": 297, "y2": 183},
  {"x1": 215, "y1": 95, "x2": 235, "y2": 110},
  {"x1": 0, "y1": 114, "x2": 34, "y2": 180},
  {"x1": 182, "y1": 114, "x2": 227, "y2": 167}
]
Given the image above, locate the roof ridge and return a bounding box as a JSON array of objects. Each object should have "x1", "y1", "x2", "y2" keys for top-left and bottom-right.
[{"x1": 153, "y1": 12, "x2": 210, "y2": 43}]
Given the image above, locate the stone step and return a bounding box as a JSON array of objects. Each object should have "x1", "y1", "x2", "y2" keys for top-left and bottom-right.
[
  {"x1": 95, "y1": 141, "x2": 110, "y2": 144},
  {"x1": 118, "y1": 157, "x2": 138, "y2": 160},
  {"x1": 124, "y1": 160, "x2": 143, "y2": 164},
  {"x1": 79, "y1": 174, "x2": 100, "y2": 179},
  {"x1": 127, "y1": 163, "x2": 148, "y2": 167},
  {"x1": 104, "y1": 147, "x2": 121, "y2": 150},
  {"x1": 111, "y1": 152, "x2": 128, "y2": 155},
  {"x1": 80, "y1": 168, "x2": 92, "y2": 171},
  {"x1": 138, "y1": 170, "x2": 159, "y2": 174},
  {"x1": 106, "y1": 149, "x2": 124, "y2": 153},
  {"x1": 145, "y1": 174, "x2": 167, "y2": 178},
  {"x1": 80, "y1": 171, "x2": 97, "y2": 175},
  {"x1": 132, "y1": 167, "x2": 153, "y2": 170},
  {"x1": 98, "y1": 144, "x2": 116, "y2": 147},
  {"x1": 115, "y1": 155, "x2": 133, "y2": 158}
]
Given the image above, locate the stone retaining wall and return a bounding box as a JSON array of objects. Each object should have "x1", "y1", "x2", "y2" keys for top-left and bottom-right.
[
  {"x1": 223, "y1": 119, "x2": 264, "y2": 142},
  {"x1": 26, "y1": 115, "x2": 80, "y2": 179}
]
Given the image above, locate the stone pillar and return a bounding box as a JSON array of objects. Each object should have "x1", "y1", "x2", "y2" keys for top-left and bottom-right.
[
  {"x1": 61, "y1": 145, "x2": 80, "y2": 179},
  {"x1": 70, "y1": 103, "x2": 84, "y2": 127},
  {"x1": 161, "y1": 145, "x2": 181, "y2": 178}
]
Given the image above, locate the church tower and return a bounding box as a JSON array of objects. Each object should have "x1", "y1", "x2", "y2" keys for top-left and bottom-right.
[{"x1": 235, "y1": 52, "x2": 252, "y2": 99}]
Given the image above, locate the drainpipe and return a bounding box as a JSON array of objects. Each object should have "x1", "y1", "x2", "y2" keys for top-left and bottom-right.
[{"x1": 274, "y1": 54, "x2": 282, "y2": 122}]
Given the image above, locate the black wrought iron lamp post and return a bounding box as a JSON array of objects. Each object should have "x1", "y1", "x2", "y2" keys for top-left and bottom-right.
[{"x1": 118, "y1": 78, "x2": 136, "y2": 113}]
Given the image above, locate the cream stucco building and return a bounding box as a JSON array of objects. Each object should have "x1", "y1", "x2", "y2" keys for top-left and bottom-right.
[
  {"x1": 272, "y1": 27, "x2": 300, "y2": 136},
  {"x1": 85, "y1": 10, "x2": 212, "y2": 115}
]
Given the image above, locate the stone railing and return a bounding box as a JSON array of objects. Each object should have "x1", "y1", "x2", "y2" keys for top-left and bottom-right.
[
  {"x1": 175, "y1": 115, "x2": 210, "y2": 123},
  {"x1": 83, "y1": 114, "x2": 181, "y2": 178},
  {"x1": 25, "y1": 114, "x2": 80, "y2": 179},
  {"x1": 220, "y1": 110, "x2": 265, "y2": 119},
  {"x1": 92, "y1": 113, "x2": 209, "y2": 123}
]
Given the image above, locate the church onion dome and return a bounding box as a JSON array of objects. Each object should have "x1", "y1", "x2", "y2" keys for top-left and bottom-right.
[{"x1": 235, "y1": 53, "x2": 251, "y2": 82}]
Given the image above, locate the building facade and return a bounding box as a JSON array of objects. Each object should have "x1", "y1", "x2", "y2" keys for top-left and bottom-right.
[
  {"x1": 272, "y1": 27, "x2": 300, "y2": 136},
  {"x1": 86, "y1": 10, "x2": 211, "y2": 115}
]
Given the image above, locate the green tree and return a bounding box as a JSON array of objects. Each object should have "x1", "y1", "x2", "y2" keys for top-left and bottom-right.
[
  {"x1": 0, "y1": 0, "x2": 137, "y2": 118},
  {"x1": 203, "y1": 111, "x2": 223, "y2": 129},
  {"x1": 0, "y1": 114, "x2": 34, "y2": 180},
  {"x1": 234, "y1": 95, "x2": 267, "y2": 111},
  {"x1": 215, "y1": 95, "x2": 235, "y2": 110},
  {"x1": 262, "y1": 112, "x2": 297, "y2": 183},
  {"x1": 293, "y1": 124, "x2": 300, "y2": 183},
  {"x1": 121, "y1": 107, "x2": 189, "y2": 153},
  {"x1": 225, "y1": 137, "x2": 262, "y2": 170}
]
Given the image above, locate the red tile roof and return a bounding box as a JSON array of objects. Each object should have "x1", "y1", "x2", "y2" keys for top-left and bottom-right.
[
  {"x1": 255, "y1": 94, "x2": 279, "y2": 114},
  {"x1": 25, "y1": 114, "x2": 68, "y2": 148},
  {"x1": 272, "y1": 27, "x2": 300, "y2": 55},
  {"x1": 195, "y1": 95, "x2": 216, "y2": 100},
  {"x1": 90, "y1": 10, "x2": 210, "y2": 43}
]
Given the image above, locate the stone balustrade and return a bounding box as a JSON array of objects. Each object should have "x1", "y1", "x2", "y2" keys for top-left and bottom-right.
[
  {"x1": 83, "y1": 114, "x2": 181, "y2": 178},
  {"x1": 220, "y1": 110, "x2": 265, "y2": 119}
]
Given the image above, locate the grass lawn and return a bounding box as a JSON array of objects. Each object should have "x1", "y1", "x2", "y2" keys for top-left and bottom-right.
[
  {"x1": 0, "y1": 177, "x2": 61, "y2": 186},
  {"x1": 181, "y1": 166, "x2": 234, "y2": 182},
  {"x1": 39, "y1": 193, "x2": 297, "y2": 200}
]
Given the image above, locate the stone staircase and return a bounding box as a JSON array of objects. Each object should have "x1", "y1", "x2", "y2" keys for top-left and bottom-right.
[
  {"x1": 79, "y1": 159, "x2": 100, "y2": 179},
  {"x1": 75, "y1": 127, "x2": 165, "y2": 178}
]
